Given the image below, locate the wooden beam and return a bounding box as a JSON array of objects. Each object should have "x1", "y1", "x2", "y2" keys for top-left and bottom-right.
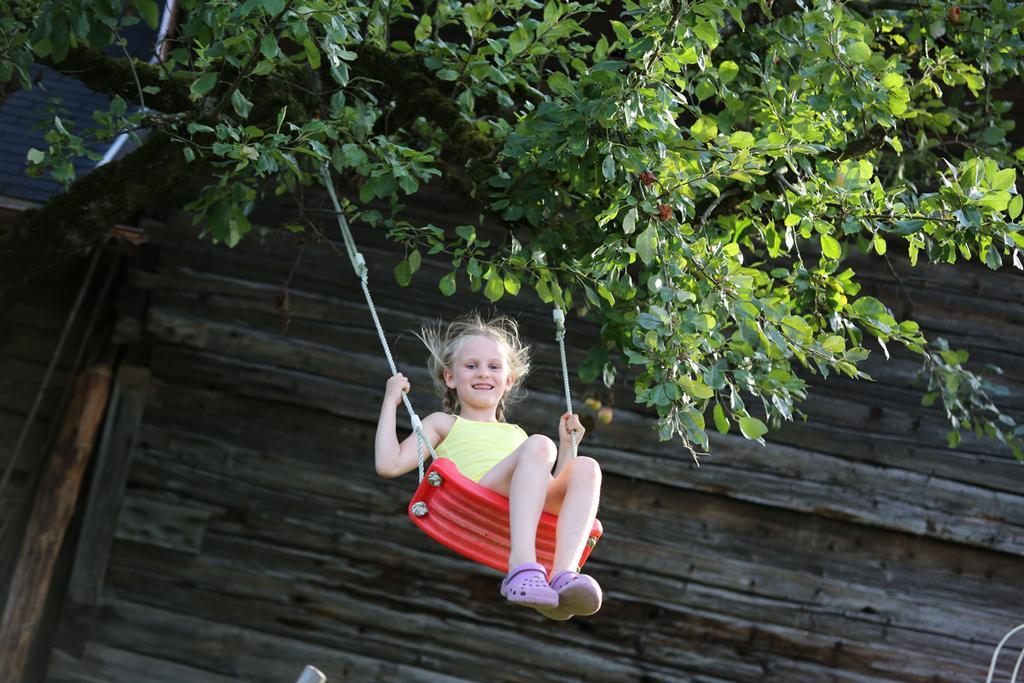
[
  {"x1": 67, "y1": 366, "x2": 150, "y2": 605},
  {"x1": 0, "y1": 365, "x2": 112, "y2": 682}
]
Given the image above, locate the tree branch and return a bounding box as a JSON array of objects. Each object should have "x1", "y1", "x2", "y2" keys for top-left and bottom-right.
[
  {"x1": 722, "y1": 0, "x2": 804, "y2": 39},
  {"x1": 42, "y1": 47, "x2": 192, "y2": 112},
  {"x1": 348, "y1": 47, "x2": 499, "y2": 176},
  {"x1": 832, "y1": 128, "x2": 888, "y2": 160},
  {"x1": 3, "y1": 42, "x2": 524, "y2": 290}
]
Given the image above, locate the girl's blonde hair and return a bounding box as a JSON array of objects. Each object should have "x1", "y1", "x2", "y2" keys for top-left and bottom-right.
[{"x1": 414, "y1": 311, "x2": 531, "y2": 422}]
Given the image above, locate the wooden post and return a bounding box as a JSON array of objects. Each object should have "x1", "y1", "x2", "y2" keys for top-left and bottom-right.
[
  {"x1": 67, "y1": 366, "x2": 150, "y2": 605},
  {"x1": 0, "y1": 365, "x2": 112, "y2": 683}
]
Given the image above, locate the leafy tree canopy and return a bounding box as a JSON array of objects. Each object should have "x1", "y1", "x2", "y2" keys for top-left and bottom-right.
[{"x1": 2, "y1": 0, "x2": 1023, "y2": 458}]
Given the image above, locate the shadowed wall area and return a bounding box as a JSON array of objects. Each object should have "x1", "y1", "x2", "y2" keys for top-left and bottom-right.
[{"x1": 4, "y1": 195, "x2": 1022, "y2": 682}]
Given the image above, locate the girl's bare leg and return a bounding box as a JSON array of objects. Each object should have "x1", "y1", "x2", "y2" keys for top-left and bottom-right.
[
  {"x1": 477, "y1": 435, "x2": 556, "y2": 568},
  {"x1": 548, "y1": 456, "x2": 602, "y2": 575}
]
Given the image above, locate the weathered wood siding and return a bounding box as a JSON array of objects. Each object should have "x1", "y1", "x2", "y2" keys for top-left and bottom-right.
[
  {"x1": 0, "y1": 224, "x2": 92, "y2": 582},
  {"x1": 0, "y1": 224, "x2": 114, "y2": 683},
  {"x1": 37, "y1": 203, "x2": 1024, "y2": 683}
]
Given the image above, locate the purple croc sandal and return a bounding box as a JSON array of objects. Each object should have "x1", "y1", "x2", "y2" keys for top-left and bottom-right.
[
  {"x1": 535, "y1": 570, "x2": 603, "y2": 621},
  {"x1": 500, "y1": 562, "x2": 559, "y2": 608}
]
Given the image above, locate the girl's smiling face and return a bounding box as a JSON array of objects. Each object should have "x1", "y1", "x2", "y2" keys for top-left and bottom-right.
[{"x1": 444, "y1": 334, "x2": 514, "y2": 415}]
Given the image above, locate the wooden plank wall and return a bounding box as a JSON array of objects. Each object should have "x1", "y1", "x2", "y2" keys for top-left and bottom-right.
[
  {"x1": 0, "y1": 247, "x2": 88, "y2": 586},
  {"x1": 0, "y1": 235, "x2": 111, "y2": 683},
  {"x1": 42, "y1": 200, "x2": 1024, "y2": 683}
]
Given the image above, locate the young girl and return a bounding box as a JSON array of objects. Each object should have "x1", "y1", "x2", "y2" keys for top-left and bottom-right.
[{"x1": 373, "y1": 312, "x2": 603, "y2": 620}]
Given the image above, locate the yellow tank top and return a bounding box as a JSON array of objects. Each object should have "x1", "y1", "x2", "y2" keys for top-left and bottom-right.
[{"x1": 435, "y1": 415, "x2": 529, "y2": 482}]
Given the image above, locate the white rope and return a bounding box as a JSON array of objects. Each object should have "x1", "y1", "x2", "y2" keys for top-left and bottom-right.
[
  {"x1": 988, "y1": 623, "x2": 1024, "y2": 683},
  {"x1": 294, "y1": 665, "x2": 326, "y2": 683},
  {"x1": 320, "y1": 165, "x2": 438, "y2": 481},
  {"x1": 552, "y1": 308, "x2": 577, "y2": 458}
]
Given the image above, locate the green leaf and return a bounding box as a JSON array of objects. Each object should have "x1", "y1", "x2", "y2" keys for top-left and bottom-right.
[
  {"x1": 260, "y1": 34, "x2": 279, "y2": 59},
  {"x1": 847, "y1": 41, "x2": 872, "y2": 63},
  {"x1": 677, "y1": 47, "x2": 699, "y2": 65},
  {"x1": 504, "y1": 272, "x2": 521, "y2": 296},
  {"x1": 979, "y1": 191, "x2": 1010, "y2": 213},
  {"x1": 729, "y1": 131, "x2": 755, "y2": 149},
  {"x1": 303, "y1": 40, "x2": 321, "y2": 69},
  {"x1": 820, "y1": 234, "x2": 841, "y2": 259},
  {"x1": 535, "y1": 277, "x2": 552, "y2": 303},
  {"x1": 394, "y1": 259, "x2": 412, "y2": 286},
  {"x1": 609, "y1": 20, "x2": 631, "y2": 44},
  {"x1": 231, "y1": 89, "x2": 253, "y2": 118},
  {"x1": 694, "y1": 313, "x2": 716, "y2": 331},
  {"x1": 484, "y1": 273, "x2": 505, "y2": 302},
  {"x1": 892, "y1": 219, "x2": 925, "y2": 236},
  {"x1": 991, "y1": 168, "x2": 1016, "y2": 192},
  {"x1": 713, "y1": 403, "x2": 730, "y2": 434},
  {"x1": 679, "y1": 377, "x2": 714, "y2": 400},
  {"x1": 851, "y1": 296, "x2": 888, "y2": 318},
  {"x1": 963, "y1": 72, "x2": 984, "y2": 96},
  {"x1": 739, "y1": 416, "x2": 768, "y2": 440},
  {"x1": 1009, "y1": 194, "x2": 1023, "y2": 220},
  {"x1": 439, "y1": 272, "x2": 456, "y2": 296},
  {"x1": 456, "y1": 225, "x2": 476, "y2": 245},
  {"x1": 547, "y1": 71, "x2": 573, "y2": 97},
  {"x1": 408, "y1": 249, "x2": 422, "y2": 274},
  {"x1": 414, "y1": 14, "x2": 432, "y2": 42},
  {"x1": 691, "y1": 116, "x2": 717, "y2": 143},
  {"x1": 190, "y1": 72, "x2": 218, "y2": 100},
  {"x1": 821, "y1": 335, "x2": 845, "y2": 353},
  {"x1": 623, "y1": 206, "x2": 638, "y2": 234},
  {"x1": 984, "y1": 244, "x2": 1002, "y2": 270},
  {"x1": 508, "y1": 25, "x2": 530, "y2": 54},
  {"x1": 133, "y1": 0, "x2": 160, "y2": 28},
  {"x1": 981, "y1": 127, "x2": 1004, "y2": 145},
  {"x1": 636, "y1": 224, "x2": 659, "y2": 265},
  {"x1": 718, "y1": 60, "x2": 739, "y2": 84},
  {"x1": 26, "y1": 148, "x2": 45, "y2": 164},
  {"x1": 602, "y1": 154, "x2": 615, "y2": 180},
  {"x1": 693, "y1": 21, "x2": 720, "y2": 50}
]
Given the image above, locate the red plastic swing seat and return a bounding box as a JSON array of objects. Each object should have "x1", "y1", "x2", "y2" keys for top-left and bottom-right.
[{"x1": 408, "y1": 458, "x2": 603, "y2": 574}]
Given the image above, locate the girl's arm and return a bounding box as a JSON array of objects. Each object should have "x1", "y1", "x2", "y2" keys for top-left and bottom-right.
[
  {"x1": 374, "y1": 374, "x2": 444, "y2": 477},
  {"x1": 553, "y1": 412, "x2": 585, "y2": 477},
  {"x1": 375, "y1": 411, "x2": 444, "y2": 478},
  {"x1": 553, "y1": 444, "x2": 574, "y2": 478}
]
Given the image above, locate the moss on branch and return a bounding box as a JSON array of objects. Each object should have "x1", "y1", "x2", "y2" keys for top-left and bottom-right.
[
  {"x1": 0, "y1": 133, "x2": 197, "y2": 289},
  {"x1": 349, "y1": 47, "x2": 499, "y2": 183},
  {"x1": 44, "y1": 48, "x2": 192, "y2": 112}
]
